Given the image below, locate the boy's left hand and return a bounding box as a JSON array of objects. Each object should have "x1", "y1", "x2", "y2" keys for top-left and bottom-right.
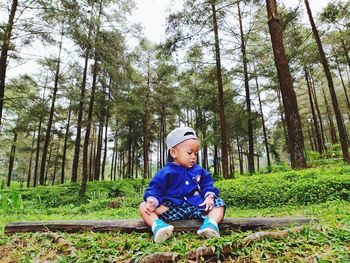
[{"x1": 199, "y1": 194, "x2": 215, "y2": 211}]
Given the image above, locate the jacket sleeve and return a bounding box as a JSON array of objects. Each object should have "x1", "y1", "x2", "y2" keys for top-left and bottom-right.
[
  {"x1": 200, "y1": 168, "x2": 219, "y2": 198},
  {"x1": 143, "y1": 170, "x2": 168, "y2": 207}
]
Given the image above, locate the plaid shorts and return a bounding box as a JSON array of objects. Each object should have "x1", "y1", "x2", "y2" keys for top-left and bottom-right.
[{"x1": 159, "y1": 198, "x2": 226, "y2": 221}]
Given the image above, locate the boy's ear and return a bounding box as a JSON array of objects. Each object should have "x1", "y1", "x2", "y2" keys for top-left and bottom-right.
[{"x1": 170, "y1": 148, "x2": 177, "y2": 158}]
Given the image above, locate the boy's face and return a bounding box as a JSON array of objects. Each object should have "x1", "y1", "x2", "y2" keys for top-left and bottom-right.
[{"x1": 170, "y1": 139, "x2": 200, "y2": 168}]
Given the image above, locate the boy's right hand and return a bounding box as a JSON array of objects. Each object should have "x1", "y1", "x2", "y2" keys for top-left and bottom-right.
[{"x1": 145, "y1": 199, "x2": 156, "y2": 214}]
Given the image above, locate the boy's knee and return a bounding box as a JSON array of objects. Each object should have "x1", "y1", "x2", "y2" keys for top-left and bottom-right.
[{"x1": 139, "y1": 202, "x2": 146, "y2": 214}]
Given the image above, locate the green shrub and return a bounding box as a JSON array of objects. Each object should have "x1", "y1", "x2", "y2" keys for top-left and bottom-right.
[{"x1": 216, "y1": 167, "x2": 350, "y2": 208}]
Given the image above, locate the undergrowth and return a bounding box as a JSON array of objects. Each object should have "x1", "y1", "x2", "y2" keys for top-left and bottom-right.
[{"x1": 1, "y1": 163, "x2": 350, "y2": 262}]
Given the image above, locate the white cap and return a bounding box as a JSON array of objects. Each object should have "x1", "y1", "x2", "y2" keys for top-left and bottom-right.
[{"x1": 166, "y1": 127, "x2": 198, "y2": 149}]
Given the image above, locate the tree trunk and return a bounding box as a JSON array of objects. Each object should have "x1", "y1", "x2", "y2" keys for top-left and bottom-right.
[
  {"x1": 307, "y1": 127, "x2": 315, "y2": 151},
  {"x1": 276, "y1": 90, "x2": 288, "y2": 145},
  {"x1": 39, "y1": 29, "x2": 63, "y2": 185},
  {"x1": 266, "y1": 0, "x2": 307, "y2": 169},
  {"x1": 27, "y1": 131, "x2": 36, "y2": 188},
  {"x1": 0, "y1": 0, "x2": 18, "y2": 125},
  {"x1": 88, "y1": 127, "x2": 95, "y2": 181},
  {"x1": 71, "y1": 7, "x2": 94, "y2": 183},
  {"x1": 309, "y1": 119, "x2": 318, "y2": 151},
  {"x1": 335, "y1": 56, "x2": 350, "y2": 120},
  {"x1": 143, "y1": 59, "x2": 151, "y2": 180},
  {"x1": 81, "y1": 54, "x2": 99, "y2": 196},
  {"x1": 110, "y1": 137, "x2": 116, "y2": 180},
  {"x1": 210, "y1": 1, "x2": 229, "y2": 179},
  {"x1": 7, "y1": 132, "x2": 17, "y2": 187},
  {"x1": 341, "y1": 40, "x2": 350, "y2": 72},
  {"x1": 127, "y1": 124, "x2": 132, "y2": 178},
  {"x1": 237, "y1": 1, "x2": 254, "y2": 174},
  {"x1": 214, "y1": 144, "x2": 218, "y2": 175},
  {"x1": 310, "y1": 74, "x2": 327, "y2": 148},
  {"x1": 113, "y1": 135, "x2": 118, "y2": 180},
  {"x1": 61, "y1": 106, "x2": 71, "y2": 184},
  {"x1": 202, "y1": 126, "x2": 208, "y2": 170},
  {"x1": 304, "y1": 0, "x2": 350, "y2": 163},
  {"x1": 33, "y1": 114, "x2": 43, "y2": 187},
  {"x1": 52, "y1": 139, "x2": 61, "y2": 186},
  {"x1": 94, "y1": 119, "x2": 103, "y2": 181},
  {"x1": 237, "y1": 137, "x2": 244, "y2": 175},
  {"x1": 254, "y1": 70, "x2": 271, "y2": 169},
  {"x1": 321, "y1": 86, "x2": 338, "y2": 144},
  {"x1": 44, "y1": 142, "x2": 53, "y2": 185},
  {"x1": 305, "y1": 67, "x2": 323, "y2": 154},
  {"x1": 101, "y1": 80, "x2": 111, "y2": 181}
]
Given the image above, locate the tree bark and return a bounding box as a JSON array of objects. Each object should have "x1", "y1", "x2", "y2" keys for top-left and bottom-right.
[
  {"x1": 309, "y1": 74, "x2": 327, "y2": 148},
  {"x1": 305, "y1": 67, "x2": 323, "y2": 154},
  {"x1": 335, "y1": 56, "x2": 350, "y2": 121},
  {"x1": 266, "y1": 0, "x2": 307, "y2": 169},
  {"x1": 307, "y1": 127, "x2": 315, "y2": 151},
  {"x1": 304, "y1": 0, "x2": 350, "y2": 163},
  {"x1": 210, "y1": 1, "x2": 229, "y2": 179},
  {"x1": 7, "y1": 132, "x2": 17, "y2": 187},
  {"x1": 254, "y1": 70, "x2": 271, "y2": 169},
  {"x1": 113, "y1": 135, "x2": 118, "y2": 180},
  {"x1": 101, "y1": 79, "x2": 111, "y2": 181},
  {"x1": 0, "y1": 0, "x2": 18, "y2": 125},
  {"x1": 143, "y1": 59, "x2": 151, "y2": 180},
  {"x1": 276, "y1": 90, "x2": 288, "y2": 145},
  {"x1": 52, "y1": 139, "x2": 61, "y2": 186},
  {"x1": 237, "y1": 1, "x2": 254, "y2": 174},
  {"x1": 88, "y1": 127, "x2": 96, "y2": 181},
  {"x1": 27, "y1": 131, "x2": 36, "y2": 188},
  {"x1": 44, "y1": 142, "x2": 53, "y2": 185},
  {"x1": 39, "y1": 29, "x2": 63, "y2": 186},
  {"x1": 126, "y1": 124, "x2": 132, "y2": 178},
  {"x1": 237, "y1": 137, "x2": 244, "y2": 175},
  {"x1": 33, "y1": 114, "x2": 43, "y2": 187},
  {"x1": 110, "y1": 140, "x2": 115, "y2": 180},
  {"x1": 61, "y1": 106, "x2": 71, "y2": 184},
  {"x1": 321, "y1": 86, "x2": 338, "y2": 144}
]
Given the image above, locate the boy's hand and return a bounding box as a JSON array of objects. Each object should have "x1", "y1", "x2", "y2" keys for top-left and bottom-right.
[
  {"x1": 200, "y1": 194, "x2": 215, "y2": 211},
  {"x1": 145, "y1": 199, "x2": 156, "y2": 214}
]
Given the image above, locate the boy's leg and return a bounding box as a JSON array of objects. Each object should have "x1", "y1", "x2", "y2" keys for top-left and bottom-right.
[
  {"x1": 208, "y1": 206, "x2": 225, "y2": 224},
  {"x1": 139, "y1": 202, "x2": 170, "y2": 226},
  {"x1": 139, "y1": 202, "x2": 174, "y2": 243}
]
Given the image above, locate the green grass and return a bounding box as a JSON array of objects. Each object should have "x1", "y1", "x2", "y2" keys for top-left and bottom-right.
[{"x1": 1, "y1": 164, "x2": 350, "y2": 262}]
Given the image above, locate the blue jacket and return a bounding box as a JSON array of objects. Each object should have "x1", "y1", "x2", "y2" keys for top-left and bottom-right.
[{"x1": 144, "y1": 162, "x2": 219, "y2": 207}]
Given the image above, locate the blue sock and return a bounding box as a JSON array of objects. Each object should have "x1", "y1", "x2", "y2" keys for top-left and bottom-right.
[{"x1": 152, "y1": 219, "x2": 163, "y2": 232}]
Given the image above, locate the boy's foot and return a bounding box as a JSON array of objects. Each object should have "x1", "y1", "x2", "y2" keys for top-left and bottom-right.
[
  {"x1": 152, "y1": 219, "x2": 174, "y2": 243},
  {"x1": 197, "y1": 217, "x2": 220, "y2": 238}
]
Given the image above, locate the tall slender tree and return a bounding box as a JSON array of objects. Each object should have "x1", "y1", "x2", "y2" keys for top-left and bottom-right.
[
  {"x1": 39, "y1": 28, "x2": 64, "y2": 185},
  {"x1": 71, "y1": 3, "x2": 94, "y2": 183},
  {"x1": 266, "y1": 0, "x2": 307, "y2": 168},
  {"x1": 7, "y1": 131, "x2": 18, "y2": 187},
  {"x1": 81, "y1": 0, "x2": 103, "y2": 196},
  {"x1": 304, "y1": 0, "x2": 350, "y2": 163},
  {"x1": 237, "y1": 1, "x2": 254, "y2": 174},
  {"x1": 305, "y1": 67, "x2": 323, "y2": 154},
  {"x1": 0, "y1": 0, "x2": 18, "y2": 125},
  {"x1": 210, "y1": 0, "x2": 229, "y2": 179}
]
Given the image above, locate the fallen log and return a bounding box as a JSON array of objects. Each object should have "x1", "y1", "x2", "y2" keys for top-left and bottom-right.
[{"x1": 4, "y1": 217, "x2": 317, "y2": 235}]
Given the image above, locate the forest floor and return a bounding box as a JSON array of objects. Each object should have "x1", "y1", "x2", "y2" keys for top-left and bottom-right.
[{"x1": 0, "y1": 164, "x2": 350, "y2": 262}]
